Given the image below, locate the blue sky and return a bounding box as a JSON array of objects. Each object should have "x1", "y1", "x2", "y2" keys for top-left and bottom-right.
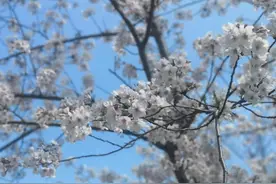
[{"x1": 0, "y1": 1, "x2": 268, "y2": 183}]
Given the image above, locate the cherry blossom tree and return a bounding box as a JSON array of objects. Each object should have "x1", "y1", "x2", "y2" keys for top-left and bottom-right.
[{"x1": 0, "y1": 0, "x2": 275, "y2": 183}]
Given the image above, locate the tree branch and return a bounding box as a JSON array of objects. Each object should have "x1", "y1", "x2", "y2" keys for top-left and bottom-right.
[
  {"x1": 0, "y1": 32, "x2": 117, "y2": 62},
  {"x1": 216, "y1": 56, "x2": 239, "y2": 119},
  {"x1": 201, "y1": 56, "x2": 229, "y2": 101},
  {"x1": 108, "y1": 69, "x2": 133, "y2": 89},
  {"x1": 110, "y1": 0, "x2": 152, "y2": 81},
  {"x1": 110, "y1": 0, "x2": 141, "y2": 45},
  {"x1": 151, "y1": 21, "x2": 169, "y2": 59},
  {"x1": 0, "y1": 127, "x2": 40, "y2": 152},
  {"x1": 142, "y1": 0, "x2": 155, "y2": 46},
  {"x1": 59, "y1": 122, "x2": 165, "y2": 162},
  {"x1": 89, "y1": 135, "x2": 130, "y2": 148},
  {"x1": 14, "y1": 93, "x2": 64, "y2": 101},
  {"x1": 215, "y1": 115, "x2": 227, "y2": 183},
  {"x1": 241, "y1": 105, "x2": 276, "y2": 119},
  {"x1": 222, "y1": 124, "x2": 276, "y2": 137},
  {"x1": 268, "y1": 39, "x2": 276, "y2": 52}
]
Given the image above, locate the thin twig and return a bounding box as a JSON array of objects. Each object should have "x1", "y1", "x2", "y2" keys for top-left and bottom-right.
[
  {"x1": 157, "y1": 0, "x2": 207, "y2": 17},
  {"x1": 216, "y1": 56, "x2": 239, "y2": 119},
  {"x1": 108, "y1": 69, "x2": 133, "y2": 89},
  {"x1": 215, "y1": 115, "x2": 227, "y2": 183},
  {"x1": 201, "y1": 56, "x2": 229, "y2": 101},
  {"x1": 268, "y1": 39, "x2": 276, "y2": 52},
  {"x1": 89, "y1": 135, "x2": 128, "y2": 148},
  {"x1": 222, "y1": 124, "x2": 276, "y2": 137},
  {"x1": 59, "y1": 123, "x2": 162, "y2": 162},
  {"x1": 241, "y1": 105, "x2": 276, "y2": 119}
]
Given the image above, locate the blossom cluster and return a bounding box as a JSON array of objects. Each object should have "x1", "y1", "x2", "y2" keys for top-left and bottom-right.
[
  {"x1": 153, "y1": 54, "x2": 192, "y2": 92},
  {"x1": 6, "y1": 39, "x2": 30, "y2": 53},
  {"x1": 115, "y1": 0, "x2": 153, "y2": 17},
  {"x1": 194, "y1": 21, "x2": 275, "y2": 103},
  {"x1": 133, "y1": 132, "x2": 225, "y2": 183},
  {"x1": 31, "y1": 55, "x2": 199, "y2": 143},
  {"x1": 194, "y1": 32, "x2": 220, "y2": 58},
  {"x1": 219, "y1": 23, "x2": 274, "y2": 103},
  {"x1": 0, "y1": 82, "x2": 21, "y2": 132},
  {"x1": 200, "y1": 0, "x2": 227, "y2": 17},
  {"x1": 34, "y1": 107, "x2": 56, "y2": 128},
  {"x1": 238, "y1": 64, "x2": 275, "y2": 104},
  {"x1": 74, "y1": 165, "x2": 126, "y2": 183},
  {"x1": 82, "y1": 8, "x2": 95, "y2": 19},
  {"x1": 0, "y1": 141, "x2": 61, "y2": 178},
  {"x1": 23, "y1": 141, "x2": 61, "y2": 178},
  {"x1": 59, "y1": 105, "x2": 92, "y2": 143},
  {"x1": 267, "y1": 12, "x2": 276, "y2": 38},
  {"x1": 0, "y1": 0, "x2": 275, "y2": 182},
  {"x1": 253, "y1": 0, "x2": 276, "y2": 12},
  {"x1": 133, "y1": 159, "x2": 174, "y2": 183},
  {"x1": 36, "y1": 68, "x2": 57, "y2": 92},
  {"x1": 218, "y1": 23, "x2": 268, "y2": 58},
  {"x1": 0, "y1": 156, "x2": 20, "y2": 177},
  {"x1": 27, "y1": 0, "x2": 41, "y2": 14},
  {"x1": 113, "y1": 29, "x2": 135, "y2": 55},
  {"x1": 8, "y1": 19, "x2": 19, "y2": 33},
  {"x1": 50, "y1": 97, "x2": 92, "y2": 143},
  {"x1": 175, "y1": 10, "x2": 193, "y2": 20},
  {"x1": 33, "y1": 96, "x2": 92, "y2": 143},
  {"x1": 88, "y1": 55, "x2": 200, "y2": 135},
  {"x1": 122, "y1": 64, "x2": 138, "y2": 79},
  {"x1": 0, "y1": 82, "x2": 14, "y2": 107}
]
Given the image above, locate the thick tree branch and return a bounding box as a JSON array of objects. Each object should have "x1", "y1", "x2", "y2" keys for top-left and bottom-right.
[
  {"x1": 14, "y1": 93, "x2": 64, "y2": 101},
  {"x1": 110, "y1": 0, "x2": 152, "y2": 81},
  {"x1": 142, "y1": 0, "x2": 155, "y2": 46},
  {"x1": 5, "y1": 121, "x2": 60, "y2": 127},
  {"x1": 0, "y1": 127, "x2": 40, "y2": 152},
  {"x1": 110, "y1": 0, "x2": 141, "y2": 44},
  {"x1": 6, "y1": 120, "x2": 142, "y2": 137},
  {"x1": 164, "y1": 142, "x2": 190, "y2": 183},
  {"x1": 152, "y1": 21, "x2": 169, "y2": 59}
]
